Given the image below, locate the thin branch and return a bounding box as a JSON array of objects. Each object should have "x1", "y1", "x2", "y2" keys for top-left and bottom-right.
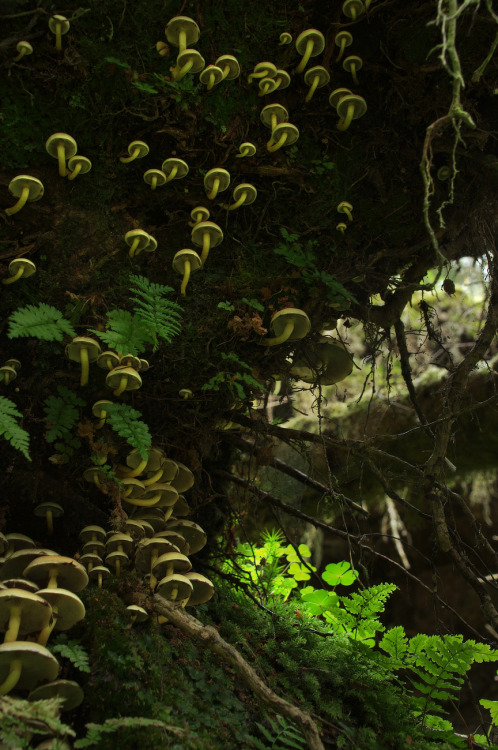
[{"x1": 153, "y1": 595, "x2": 325, "y2": 750}]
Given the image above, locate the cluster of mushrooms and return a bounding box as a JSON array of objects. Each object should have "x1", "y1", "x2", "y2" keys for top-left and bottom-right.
[
  {"x1": 64, "y1": 338, "x2": 148, "y2": 395},
  {"x1": 0, "y1": 534, "x2": 87, "y2": 712}
]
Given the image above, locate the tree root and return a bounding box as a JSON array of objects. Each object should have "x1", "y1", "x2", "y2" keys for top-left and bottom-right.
[{"x1": 153, "y1": 594, "x2": 325, "y2": 750}]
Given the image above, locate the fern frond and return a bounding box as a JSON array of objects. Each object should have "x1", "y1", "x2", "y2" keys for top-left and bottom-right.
[
  {"x1": 130, "y1": 273, "x2": 183, "y2": 351},
  {"x1": 105, "y1": 402, "x2": 151, "y2": 459},
  {"x1": 90, "y1": 310, "x2": 151, "y2": 356},
  {"x1": 44, "y1": 386, "x2": 85, "y2": 443},
  {"x1": 256, "y1": 715, "x2": 306, "y2": 750},
  {"x1": 0, "y1": 396, "x2": 30, "y2": 460},
  {"x1": 74, "y1": 716, "x2": 181, "y2": 748},
  {"x1": 8, "y1": 304, "x2": 76, "y2": 341},
  {"x1": 51, "y1": 640, "x2": 90, "y2": 673}
]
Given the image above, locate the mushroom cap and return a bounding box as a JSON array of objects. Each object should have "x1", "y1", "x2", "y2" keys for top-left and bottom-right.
[
  {"x1": 106, "y1": 365, "x2": 142, "y2": 392},
  {"x1": 251, "y1": 61, "x2": 277, "y2": 78},
  {"x1": 184, "y1": 572, "x2": 215, "y2": 605},
  {"x1": 88, "y1": 565, "x2": 111, "y2": 584},
  {"x1": 161, "y1": 158, "x2": 189, "y2": 180},
  {"x1": 153, "y1": 459, "x2": 179, "y2": 483},
  {"x1": 304, "y1": 65, "x2": 330, "y2": 88},
  {"x1": 336, "y1": 94, "x2": 367, "y2": 122},
  {"x1": 342, "y1": 0, "x2": 366, "y2": 18},
  {"x1": 343, "y1": 55, "x2": 363, "y2": 74},
  {"x1": 5, "y1": 534, "x2": 35, "y2": 554},
  {"x1": 48, "y1": 15, "x2": 70, "y2": 35},
  {"x1": 151, "y1": 551, "x2": 192, "y2": 579},
  {"x1": 2, "y1": 579, "x2": 39, "y2": 593},
  {"x1": 290, "y1": 338, "x2": 354, "y2": 385},
  {"x1": 173, "y1": 495, "x2": 191, "y2": 517},
  {"x1": 173, "y1": 249, "x2": 202, "y2": 276},
  {"x1": 131, "y1": 512, "x2": 166, "y2": 533},
  {"x1": 0, "y1": 641, "x2": 59, "y2": 691},
  {"x1": 169, "y1": 462, "x2": 194, "y2": 493},
  {"x1": 36, "y1": 588, "x2": 85, "y2": 631},
  {"x1": 295, "y1": 28, "x2": 325, "y2": 58},
  {"x1": 279, "y1": 32, "x2": 292, "y2": 45},
  {"x1": 139, "y1": 358, "x2": 150, "y2": 370},
  {"x1": 153, "y1": 530, "x2": 189, "y2": 555},
  {"x1": 8, "y1": 175, "x2": 44, "y2": 202},
  {"x1": 67, "y1": 155, "x2": 92, "y2": 175},
  {"x1": 125, "y1": 140, "x2": 149, "y2": 159},
  {"x1": 156, "y1": 573, "x2": 193, "y2": 601},
  {"x1": 190, "y1": 206, "x2": 210, "y2": 223},
  {"x1": 5, "y1": 359, "x2": 21, "y2": 371},
  {"x1": 79, "y1": 553, "x2": 103, "y2": 570},
  {"x1": 215, "y1": 55, "x2": 240, "y2": 79},
  {"x1": 165, "y1": 16, "x2": 200, "y2": 47},
  {"x1": 29, "y1": 679, "x2": 84, "y2": 711},
  {"x1": 191, "y1": 221, "x2": 224, "y2": 249},
  {"x1": 166, "y1": 520, "x2": 206, "y2": 554},
  {"x1": 121, "y1": 478, "x2": 146, "y2": 499},
  {"x1": 96, "y1": 351, "x2": 121, "y2": 370},
  {"x1": 143, "y1": 169, "x2": 167, "y2": 187},
  {"x1": 124, "y1": 229, "x2": 151, "y2": 253},
  {"x1": 45, "y1": 133, "x2": 77, "y2": 160},
  {"x1": 135, "y1": 539, "x2": 181, "y2": 574},
  {"x1": 1, "y1": 549, "x2": 57, "y2": 581},
  {"x1": 204, "y1": 168, "x2": 231, "y2": 194},
  {"x1": 273, "y1": 70, "x2": 291, "y2": 90},
  {"x1": 34, "y1": 502, "x2": 64, "y2": 520},
  {"x1": 91, "y1": 400, "x2": 114, "y2": 420},
  {"x1": 0, "y1": 533, "x2": 7, "y2": 556},
  {"x1": 65, "y1": 337, "x2": 101, "y2": 365},
  {"x1": 105, "y1": 550, "x2": 130, "y2": 570},
  {"x1": 0, "y1": 588, "x2": 53, "y2": 636},
  {"x1": 329, "y1": 88, "x2": 353, "y2": 109},
  {"x1": 124, "y1": 520, "x2": 147, "y2": 541},
  {"x1": 337, "y1": 201, "x2": 353, "y2": 216},
  {"x1": 270, "y1": 122, "x2": 300, "y2": 147},
  {"x1": 126, "y1": 605, "x2": 148, "y2": 622},
  {"x1": 79, "y1": 525, "x2": 107, "y2": 544},
  {"x1": 199, "y1": 65, "x2": 224, "y2": 86},
  {"x1": 120, "y1": 354, "x2": 141, "y2": 370},
  {"x1": 6, "y1": 258, "x2": 36, "y2": 279},
  {"x1": 16, "y1": 41, "x2": 33, "y2": 56},
  {"x1": 238, "y1": 142, "x2": 256, "y2": 157},
  {"x1": 126, "y1": 447, "x2": 165, "y2": 472},
  {"x1": 335, "y1": 30, "x2": 353, "y2": 48},
  {"x1": 106, "y1": 533, "x2": 134, "y2": 554},
  {"x1": 81, "y1": 540, "x2": 106, "y2": 556},
  {"x1": 137, "y1": 484, "x2": 179, "y2": 509},
  {"x1": 0, "y1": 365, "x2": 17, "y2": 382},
  {"x1": 232, "y1": 183, "x2": 257, "y2": 206},
  {"x1": 260, "y1": 104, "x2": 289, "y2": 130},
  {"x1": 23, "y1": 555, "x2": 89, "y2": 593},
  {"x1": 270, "y1": 308, "x2": 311, "y2": 341},
  {"x1": 175, "y1": 48, "x2": 205, "y2": 73}
]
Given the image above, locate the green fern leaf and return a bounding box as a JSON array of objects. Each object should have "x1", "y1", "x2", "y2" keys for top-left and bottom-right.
[
  {"x1": 0, "y1": 396, "x2": 30, "y2": 460},
  {"x1": 130, "y1": 273, "x2": 183, "y2": 351},
  {"x1": 44, "y1": 386, "x2": 85, "y2": 443},
  {"x1": 74, "y1": 717, "x2": 178, "y2": 748},
  {"x1": 51, "y1": 640, "x2": 90, "y2": 673},
  {"x1": 105, "y1": 402, "x2": 151, "y2": 459},
  {"x1": 379, "y1": 626, "x2": 408, "y2": 663},
  {"x1": 90, "y1": 309, "x2": 151, "y2": 356},
  {"x1": 8, "y1": 304, "x2": 76, "y2": 341}
]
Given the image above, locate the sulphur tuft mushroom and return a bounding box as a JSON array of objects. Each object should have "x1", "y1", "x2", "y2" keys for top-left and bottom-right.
[
  {"x1": 221, "y1": 183, "x2": 257, "y2": 211},
  {"x1": 124, "y1": 229, "x2": 152, "y2": 258},
  {"x1": 0, "y1": 362, "x2": 18, "y2": 385},
  {"x1": 45, "y1": 133, "x2": 77, "y2": 177},
  {"x1": 335, "y1": 93, "x2": 367, "y2": 131},
  {"x1": 13, "y1": 41, "x2": 33, "y2": 63},
  {"x1": 260, "y1": 104, "x2": 289, "y2": 135},
  {"x1": 173, "y1": 249, "x2": 202, "y2": 295},
  {"x1": 119, "y1": 140, "x2": 149, "y2": 164},
  {"x1": 2, "y1": 258, "x2": 36, "y2": 285},
  {"x1": 236, "y1": 142, "x2": 256, "y2": 158},
  {"x1": 203, "y1": 168, "x2": 230, "y2": 200},
  {"x1": 143, "y1": 169, "x2": 167, "y2": 190},
  {"x1": 337, "y1": 201, "x2": 353, "y2": 222},
  {"x1": 156, "y1": 41, "x2": 169, "y2": 57},
  {"x1": 188, "y1": 206, "x2": 210, "y2": 226},
  {"x1": 304, "y1": 66, "x2": 330, "y2": 102},
  {"x1": 0, "y1": 641, "x2": 58, "y2": 696},
  {"x1": 66, "y1": 155, "x2": 92, "y2": 181},
  {"x1": 260, "y1": 308, "x2": 311, "y2": 347},
  {"x1": 335, "y1": 31, "x2": 353, "y2": 62},
  {"x1": 92, "y1": 400, "x2": 114, "y2": 429},
  {"x1": 106, "y1": 365, "x2": 142, "y2": 397},
  {"x1": 342, "y1": 0, "x2": 366, "y2": 20},
  {"x1": 294, "y1": 29, "x2": 325, "y2": 74},
  {"x1": 267, "y1": 122, "x2": 299, "y2": 153},
  {"x1": 343, "y1": 55, "x2": 363, "y2": 85},
  {"x1": 336, "y1": 222, "x2": 348, "y2": 235},
  {"x1": 172, "y1": 49, "x2": 205, "y2": 80},
  {"x1": 191, "y1": 221, "x2": 223, "y2": 265},
  {"x1": 247, "y1": 61, "x2": 277, "y2": 84},
  {"x1": 279, "y1": 32, "x2": 293, "y2": 45},
  {"x1": 34, "y1": 502, "x2": 64, "y2": 535},
  {"x1": 5, "y1": 176, "x2": 44, "y2": 216},
  {"x1": 48, "y1": 15, "x2": 70, "y2": 52},
  {"x1": 65, "y1": 337, "x2": 101, "y2": 386},
  {"x1": 199, "y1": 65, "x2": 224, "y2": 91},
  {"x1": 161, "y1": 158, "x2": 189, "y2": 183},
  {"x1": 290, "y1": 337, "x2": 354, "y2": 385},
  {"x1": 215, "y1": 55, "x2": 240, "y2": 81},
  {"x1": 165, "y1": 16, "x2": 200, "y2": 54}
]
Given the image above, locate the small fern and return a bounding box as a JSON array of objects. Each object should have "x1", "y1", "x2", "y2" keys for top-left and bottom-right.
[
  {"x1": 105, "y1": 402, "x2": 151, "y2": 459},
  {"x1": 91, "y1": 274, "x2": 183, "y2": 355},
  {"x1": 130, "y1": 273, "x2": 183, "y2": 351},
  {"x1": 44, "y1": 386, "x2": 85, "y2": 443},
  {"x1": 8, "y1": 303, "x2": 76, "y2": 341},
  {"x1": 74, "y1": 717, "x2": 181, "y2": 748},
  {"x1": 254, "y1": 714, "x2": 306, "y2": 750},
  {"x1": 0, "y1": 395, "x2": 30, "y2": 460},
  {"x1": 51, "y1": 639, "x2": 91, "y2": 673}
]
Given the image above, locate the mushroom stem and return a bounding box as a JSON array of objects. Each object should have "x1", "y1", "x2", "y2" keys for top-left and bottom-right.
[
  {"x1": 180, "y1": 260, "x2": 192, "y2": 295},
  {"x1": 226, "y1": 191, "x2": 248, "y2": 211},
  {"x1": 123, "y1": 493, "x2": 161, "y2": 507},
  {"x1": 295, "y1": 39, "x2": 314, "y2": 73},
  {"x1": 119, "y1": 147, "x2": 141, "y2": 164},
  {"x1": 4, "y1": 186, "x2": 30, "y2": 216},
  {"x1": 337, "y1": 102, "x2": 356, "y2": 131},
  {"x1": 205, "y1": 71, "x2": 216, "y2": 90},
  {"x1": 4, "y1": 607, "x2": 21, "y2": 643},
  {"x1": 128, "y1": 238, "x2": 142, "y2": 258},
  {"x1": 67, "y1": 163, "x2": 83, "y2": 180},
  {"x1": 172, "y1": 58, "x2": 194, "y2": 80},
  {"x1": 261, "y1": 320, "x2": 295, "y2": 347},
  {"x1": 38, "y1": 614, "x2": 57, "y2": 647},
  {"x1": 2, "y1": 267, "x2": 25, "y2": 285},
  {"x1": 54, "y1": 22, "x2": 63, "y2": 51},
  {"x1": 305, "y1": 75, "x2": 321, "y2": 103},
  {"x1": 178, "y1": 29, "x2": 187, "y2": 53},
  {"x1": 165, "y1": 165, "x2": 179, "y2": 182},
  {"x1": 123, "y1": 458, "x2": 148, "y2": 478},
  {"x1": 267, "y1": 132, "x2": 289, "y2": 153},
  {"x1": 149, "y1": 175, "x2": 159, "y2": 190},
  {"x1": 0, "y1": 659, "x2": 22, "y2": 695},
  {"x1": 142, "y1": 468, "x2": 164, "y2": 486},
  {"x1": 96, "y1": 411, "x2": 107, "y2": 429},
  {"x1": 46, "y1": 509, "x2": 54, "y2": 535},
  {"x1": 79, "y1": 347, "x2": 90, "y2": 386},
  {"x1": 206, "y1": 178, "x2": 220, "y2": 200},
  {"x1": 47, "y1": 568, "x2": 59, "y2": 588},
  {"x1": 200, "y1": 234, "x2": 211, "y2": 264},
  {"x1": 113, "y1": 376, "x2": 129, "y2": 396},
  {"x1": 56, "y1": 142, "x2": 67, "y2": 177}
]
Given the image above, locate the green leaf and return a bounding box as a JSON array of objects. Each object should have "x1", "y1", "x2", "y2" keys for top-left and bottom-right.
[
  {"x1": 322, "y1": 561, "x2": 359, "y2": 587},
  {"x1": 44, "y1": 386, "x2": 85, "y2": 443},
  {"x1": 90, "y1": 309, "x2": 150, "y2": 356},
  {"x1": 0, "y1": 395, "x2": 30, "y2": 460},
  {"x1": 8, "y1": 304, "x2": 76, "y2": 341},
  {"x1": 105, "y1": 402, "x2": 152, "y2": 459}
]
